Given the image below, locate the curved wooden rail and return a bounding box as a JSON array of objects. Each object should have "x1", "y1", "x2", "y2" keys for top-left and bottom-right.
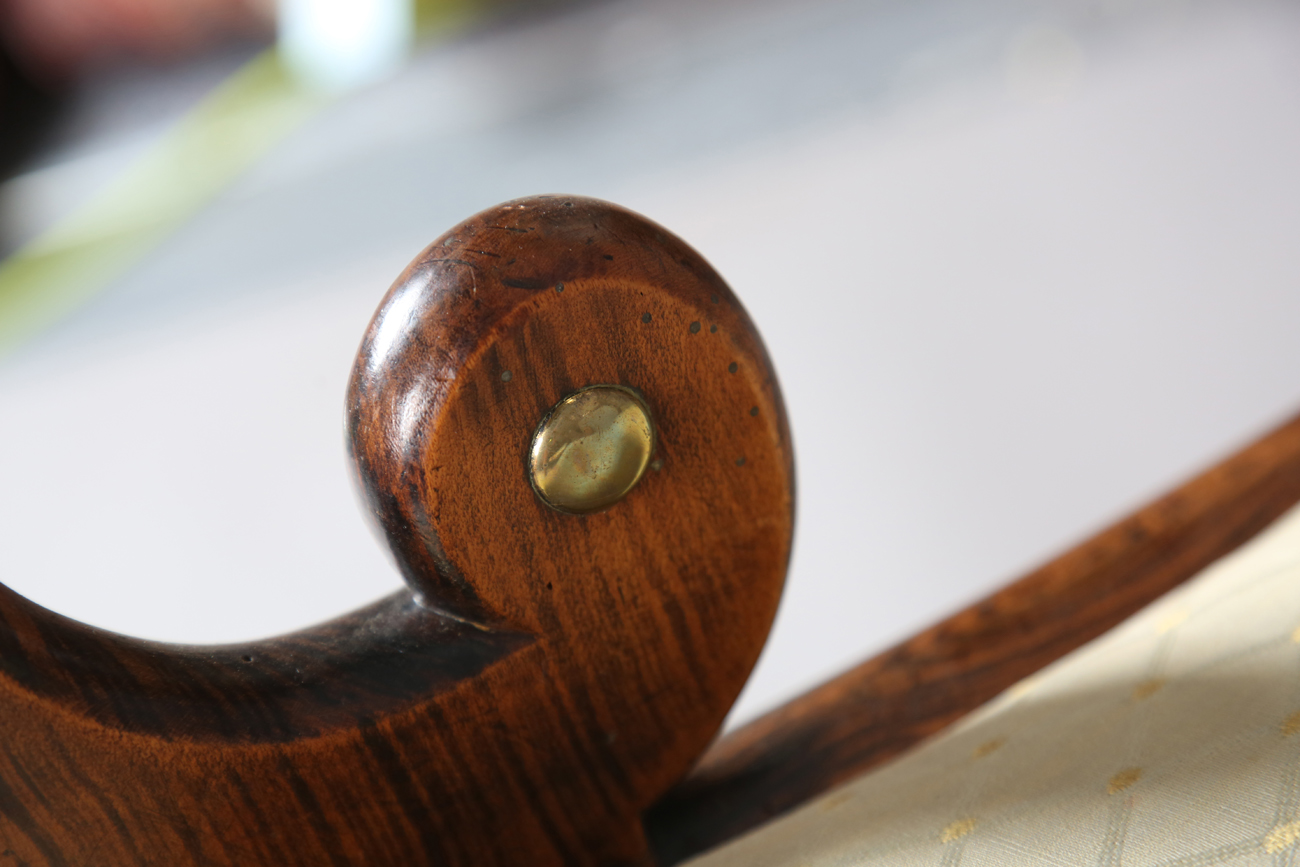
[
  {"x1": 0, "y1": 196, "x2": 796, "y2": 867},
  {"x1": 646, "y1": 409, "x2": 1300, "y2": 864}
]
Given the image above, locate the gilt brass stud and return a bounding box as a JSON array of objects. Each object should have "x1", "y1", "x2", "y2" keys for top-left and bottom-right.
[{"x1": 529, "y1": 385, "x2": 656, "y2": 514}]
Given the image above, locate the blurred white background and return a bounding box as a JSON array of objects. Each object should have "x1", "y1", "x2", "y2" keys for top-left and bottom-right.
[{"x1": 1, "y1": 0, "x2": 1298, "y2": 727}]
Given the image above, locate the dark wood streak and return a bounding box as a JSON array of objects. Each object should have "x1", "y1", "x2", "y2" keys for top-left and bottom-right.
[
  {"x1": 0, "y1": 586, "x2": 527, "y2": 742},
  {"x1": 0, "y1": 196, "x2": 795, "y2": 866},
  {"x1": 645, "y1": 410, "x2": 1300, "y2": 864}
]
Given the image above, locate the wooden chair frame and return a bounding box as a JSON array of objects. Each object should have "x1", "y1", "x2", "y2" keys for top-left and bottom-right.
[{"x1": 2, "y1": 196, "x2": 1296, "y2": 866}]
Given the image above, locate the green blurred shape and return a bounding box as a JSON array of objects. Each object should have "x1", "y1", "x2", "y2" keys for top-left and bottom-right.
[
  {"x1": 416, "y1": 0, "x2": 487, "y2": 36},
  {"x1": 0, "y1": 0, "x2": 488, "y2": 356},
  {"x1": 0, "y1": 51, "x2": 328, "y2": 354}
]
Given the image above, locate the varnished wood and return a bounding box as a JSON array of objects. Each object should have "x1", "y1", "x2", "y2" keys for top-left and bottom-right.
[
  {"x1": 8, "y1": 192, "x2": 1298, "y2": 866},
  {"x1": 0, "y1": 196, "x2": 795, "y2": 866},
  {"x1": 645, "y1": 410, "x2": 1300, "y2": 864}
]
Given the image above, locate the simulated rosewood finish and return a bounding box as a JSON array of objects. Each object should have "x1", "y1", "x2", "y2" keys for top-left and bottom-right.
[
  {"x1": 645, "y1": 410, "x2": 1300, "y2": 864},
  {"x1": 0, "y1": 196, "x2": 795, "y2": 866}
]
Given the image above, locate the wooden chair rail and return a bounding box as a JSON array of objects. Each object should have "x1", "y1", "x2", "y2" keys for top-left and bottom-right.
[{"x1": 645, "y1": 410, "x2": 1300, "y2": 864}]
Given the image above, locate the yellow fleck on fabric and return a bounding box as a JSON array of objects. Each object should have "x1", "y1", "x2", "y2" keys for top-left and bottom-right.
[
  {"x1": 689, "y1": 502, "x2": 1300, "y2": 867},
  {"x1": 1291, "y1": 624, "x2": 1300, "y2": 643},
  {"x1": 1265, "y1": 821, "x2": 1300, "y2": 853},
  {"x1": 1107, "y1": 768, "x2": 1142, "y2": 794},
  {"x1": 1131, "y1": 678, "x2": 1165, "y2": 700},
  {"x1": 818, "y1": 792, "x2": 853, "y2": 812},
  {"x1": 940, "y1": 818, "x2": 976, "y2": 842}
]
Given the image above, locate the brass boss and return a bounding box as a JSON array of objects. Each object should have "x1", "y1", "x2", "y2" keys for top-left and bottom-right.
[{"x1": 529, "y1": 385, "x2": 656, "y2": 514}]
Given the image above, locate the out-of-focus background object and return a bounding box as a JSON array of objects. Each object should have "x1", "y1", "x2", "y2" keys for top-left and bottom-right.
[
  {"x1": 280, "y1": 0, "x2": 413, "y2": 89},
  {"x1": 0, "y1": 0, "x2": 1298, "y2": 728},
  {"x1": 0, "y1": 0, "x2": 271, "y2": 79},
  {"x1": 0, "y1": 0, "x2": 272, "y2": 181}
]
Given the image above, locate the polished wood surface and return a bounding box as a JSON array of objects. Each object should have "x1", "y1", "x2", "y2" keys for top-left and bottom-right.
[
  {"x1": 0, "y1": 196, "x2": 795, "y2": 866},
  {"x1": 6, "y1": 193, "x2": 1297, "y2": 866},
  {"x1": 644, "y1": 410, "x2": 1300, "y2": 864}
]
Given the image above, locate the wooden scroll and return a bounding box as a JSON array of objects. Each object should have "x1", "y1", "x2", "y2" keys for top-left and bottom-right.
[{"x1": 0, "y1": 196, "x2": 795, "y2": 866}]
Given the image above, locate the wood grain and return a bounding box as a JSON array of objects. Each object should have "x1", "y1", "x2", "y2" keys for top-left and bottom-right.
[
  {"x1": 0, "y1": 196, "x2": 795, "y2": 866},
  {"x1": 9, "y1": 192, "x2": 1295, "y2": 866},
  {"x1": 645, "y1": 410, "x2": 1300, "y2": 864}
]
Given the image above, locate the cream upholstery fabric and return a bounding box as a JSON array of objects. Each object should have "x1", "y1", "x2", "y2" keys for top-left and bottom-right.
[{"x1": 691, "y1": 503, "x2": 1300, "y2": 867}]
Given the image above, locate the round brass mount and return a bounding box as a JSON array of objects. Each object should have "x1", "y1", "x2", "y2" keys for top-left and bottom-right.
[{"x1": 529, "y1": 385, "x2": 656, "y2": 514}]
